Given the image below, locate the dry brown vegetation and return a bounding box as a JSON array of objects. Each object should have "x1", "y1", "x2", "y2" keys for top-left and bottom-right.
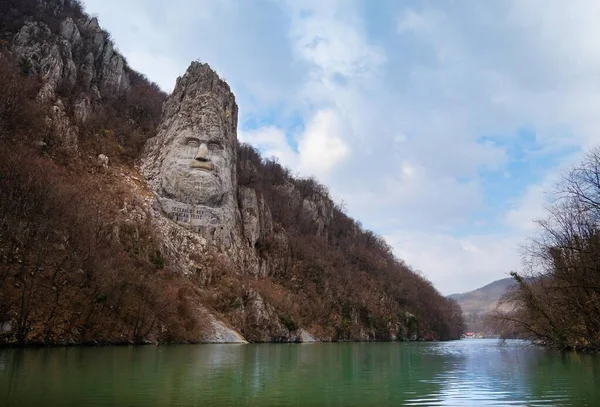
[
  {"x1": 0, "y1": 0, "x2": 86, "y2": 37},
  {"x1": 491, "y1": 148, "x2": 600, "y2": 351},
  {"x1": 0, "y1": 57, "x2": 47, "y2": 143},
  {"x1": 0, "y1": 29, "x2": 205, "y2": 345},
  {"x1": 237, "y1": 144, "x2": 465, "y2": 341},
  {"x1": 1, "y1": 0, "x2": 167, "y2": 162},
  {"x1": 77, "y1": 73, "x2": 165, "y2": 162},
  {"x1": 0, "y1": 145, "x2": 210, "y2": 345},
  {"x1": 0, "y1": 0, "x2": 465, "y2": 344}
]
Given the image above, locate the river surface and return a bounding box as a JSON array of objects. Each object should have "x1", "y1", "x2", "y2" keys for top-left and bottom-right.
[{"x1": 1, "y1": 339, "x2": 599, "y2": 406}]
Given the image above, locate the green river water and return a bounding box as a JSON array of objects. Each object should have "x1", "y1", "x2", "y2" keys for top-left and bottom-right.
[{"x1": 1, "y1": 339, "x2": 599, "y2": 406}]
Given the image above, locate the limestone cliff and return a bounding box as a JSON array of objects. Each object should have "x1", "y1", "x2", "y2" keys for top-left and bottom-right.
[
  {"x1": 139, "y1": 62, "x2": 312, "y2": 342},
  {"x1": 0, "y1": 0, "x2": 465, "y2": 345},
  {"x1": 13, "y1": 15, "x2": 129, "y2": 106},
  {"x1": 3, "y1": 0, "x2": 146, "y2": 152},
  {"x1": 141, "y1": 62, "x2": 240, "y2": 247},
  {"x1": 135, "y1": 62, "x2": 464, "y2": 342}
]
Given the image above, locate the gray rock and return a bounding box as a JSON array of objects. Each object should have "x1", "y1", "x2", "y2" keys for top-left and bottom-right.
[
  {"x1": 207, "y1": 318, "x2": 248, "y2": 343},
  {"x1": 12, "y1": 10, "x2": 131, "y2": 107},
  {"x1": 79, "y1": 53, "x2": 95, "y2": 91},
  {"x1": 12, "y1": 21, "x2": 53, "y2": 78},
  {"x1": 46, "y1": 99, "x2": 78, "y2": 148},
  {"x1": 242, "y1": 289, "x2": 292, "y2": 342},
  {"x1": 9, "y1": 5, "x2": 137, "y2": 153},
  {"x1": 59, "y1": 17, "x2": 81, "y2": 43},
  {"x1": 302, "y1": 195, "x2": 333, "y2": 236},
  {"x1": 142, "y1": 62, "x2": 239, "y2": 247},
  {"x1": 99, "y1": 41, "x2": 129, "y2": 95},
  {"x1": 299, "y1": 329, "x2": 318, "y2": 343},
  {"x1": 256, "y1": 193, "x2": 274, "y2": 241},
  {"x1": 239, "y1": 187, "x2": 260, "y2": 247},
  {"x1": 73, "y1": 96, "x2": 91, "y2": 122},
  {"x1": 98, "y1": 154, "x2": 109, "y2": 168},
  {"x1": 0, "y1": 321, "x2": 12, "y2": 333},
  {"x1": 239, "y1": 186, "x2": 275, "y2": 251},
  {"x1": 82, "y1": 17, "x2": 101, "y2": 33},
  {"x1": 58, "y1": 39, "x2": 78, "y2": 90},
  {"x1": 90, "y1": 85, "x2": 102, "y2": 104},
  {"x1": 33, "y1": 140, "x2": 48, "y2": 149},
  {"x1": 13, "y1": 22, "x2": 77, "y2": 101},
  {"x1": 80, "y1": 18, "x2": 105, "y2": 57}
]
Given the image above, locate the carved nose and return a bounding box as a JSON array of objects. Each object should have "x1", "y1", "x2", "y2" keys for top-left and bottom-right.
[{"x1": 195, "y1": 143, "x2": 209, "y2": 162}]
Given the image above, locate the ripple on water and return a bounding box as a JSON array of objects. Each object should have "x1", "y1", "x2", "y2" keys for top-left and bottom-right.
[{"x1": 1, "y1": 339, "x2": 599, "y2": 406}]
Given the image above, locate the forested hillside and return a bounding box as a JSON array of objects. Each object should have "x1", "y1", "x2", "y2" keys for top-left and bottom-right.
[
  {"x1": 233, "y1": 144, "x2": 465, "y2": 341},
  {"x1": 0, "y1": 0, "x2": 464, "y2": 345}
]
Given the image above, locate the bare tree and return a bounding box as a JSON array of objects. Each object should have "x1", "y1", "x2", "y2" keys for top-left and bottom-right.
[{"x1": 494, "y1": 147, "x2": 600, "y2": 350}]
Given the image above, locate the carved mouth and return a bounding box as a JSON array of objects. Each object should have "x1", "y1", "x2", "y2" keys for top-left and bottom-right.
[{"x1": 190, "y1": 161, "x2": 214, "y2": 171}]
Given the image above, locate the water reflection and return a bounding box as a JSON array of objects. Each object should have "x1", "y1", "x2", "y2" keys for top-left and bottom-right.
[
  {"x1": 1, "y1": 340, "x2": 599, "y2": 406},
  {"x1": 407, "y1": 340, "x2": 600, "y2": 406}
]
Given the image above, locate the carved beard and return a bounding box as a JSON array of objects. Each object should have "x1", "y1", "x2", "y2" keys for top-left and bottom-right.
[{"x1": 160, "y1": 158, "x2": 227, "y2": 207}]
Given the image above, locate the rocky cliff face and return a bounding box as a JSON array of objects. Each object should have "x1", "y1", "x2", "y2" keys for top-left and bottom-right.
[
  {"x1": 141, "y1": 62, "x2": 240, "y2": 247},
  {"x1": 1, "y1": 0, "x2": 359, "y2": 344},
  {"x1": 140, "y1": 62, "x2": 322, "y2": 342},
  {"x1": 8, "y1": 0, "x2": 131, "y2": 149},
  {"x1": 0, "y1": 0, "x2": 466, "y2": 345}
]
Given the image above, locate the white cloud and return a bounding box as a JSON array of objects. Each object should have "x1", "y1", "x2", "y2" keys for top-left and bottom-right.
[
  {"x1": 125, "y1": 51, "x2": 182, "y2": 92},
  {"x1": 505, "y1": 184, "x2": 547, "y2": 232},
  {"x1": 239, "y1": 127, "x2": 298, "y2": 168},
  {"x1": 397, "y1": 8, "x2": 445, "y2": 35},
  {"x1": 505, "y1": 149, "x2": 583, "y2": 232},
  {"x1": 291, "y1": 11, "x2": 386, "y2": 82},
  {"x1": 297, "y1": 110, "x2": 349, "y2": 177},
  {"x1": 386, "y1": 231, "x2": 522, "y2": 295},
  {"x1": 80, "y1": 0, "x2": 600, "y2": 295}
]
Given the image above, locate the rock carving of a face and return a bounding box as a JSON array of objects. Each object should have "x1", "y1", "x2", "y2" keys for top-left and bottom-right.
[{"x1": 159, "y1": 102, "x2": 233, "y2": 208}]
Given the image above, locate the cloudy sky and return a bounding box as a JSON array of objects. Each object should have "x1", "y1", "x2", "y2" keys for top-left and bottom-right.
[{"x1": 81, "y1": 0, "x2": 600, "y2": 295}]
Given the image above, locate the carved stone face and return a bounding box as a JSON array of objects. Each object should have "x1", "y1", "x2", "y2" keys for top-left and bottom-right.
[
  {"x1": 141, "y1": 62, "x2": 238, "y2": 242},
  {"x1": 159, "y1": 103, "x2": 233, "y2": 208}
]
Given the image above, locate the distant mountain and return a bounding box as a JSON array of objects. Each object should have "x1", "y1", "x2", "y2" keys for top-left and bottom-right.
[{"x1": 448, "y1": 278, "x2": 515, "y2": 333}]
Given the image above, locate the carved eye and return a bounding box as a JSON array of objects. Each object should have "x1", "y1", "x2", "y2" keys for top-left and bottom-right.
[
  {"x1": 208, "y1": 141, "x2": 222, "y2": 151},
  {"x1": 184, "y1": 138, "x2": 200, "y2": 158}
]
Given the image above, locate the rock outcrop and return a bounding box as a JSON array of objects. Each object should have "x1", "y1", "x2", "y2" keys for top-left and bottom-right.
[
  {"x1": 142, "y1": 62, "x2": 240, "y2": 247},
  {"x1": 9, "y1": 0, "x2": 132, "y2": 149},
  {"x1": 0, "y1": 0, "x2": 466, "y2": 345},
  {"x1": 207, "y1": 318, "x2": 248, "y2": 344},
  {"x1": 140, "y1": 62, "x2": 314, "y2": 342}
]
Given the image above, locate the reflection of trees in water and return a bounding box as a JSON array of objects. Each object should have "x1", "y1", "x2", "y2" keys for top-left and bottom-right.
[
  {"x1": 0, "y1": 344, "x2": 453, "y2": 406},
  {"x1": 156, "y1": 344, "x2": 448, "y2": 406},
  {"x1": 2, "y1": 342, "x2": 600, "y2": 406},
  {"x1": 524, "y1": 347, "x2": 600, "y2": 404},
  {"x1": 1, "y1": 349, "x2": 24, "y2": 401}
]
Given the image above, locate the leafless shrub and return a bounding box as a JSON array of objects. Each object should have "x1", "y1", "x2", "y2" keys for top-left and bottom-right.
[{"x1": 491, "y1": 147, "x2": 600, "y2": 351}]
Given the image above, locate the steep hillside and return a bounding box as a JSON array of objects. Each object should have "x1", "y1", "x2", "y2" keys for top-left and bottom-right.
[
  {"x1": 0, "y1": 0, "x2": 165, "y2": 157},
  {"x1": 449, "y1": 278, "x2": 514, "y2": 333},
  {"x1": 0, "y1": 0, "x2": 465, "y2": 345}
]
